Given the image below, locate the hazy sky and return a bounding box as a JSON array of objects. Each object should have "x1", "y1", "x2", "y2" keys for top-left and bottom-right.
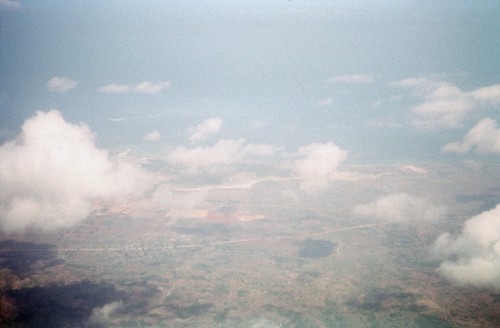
[{"x1": 1, "y1": 0, "x2": 498, "y2": 163}]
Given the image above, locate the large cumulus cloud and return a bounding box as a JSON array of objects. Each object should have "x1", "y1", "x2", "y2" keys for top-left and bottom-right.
[
  {"x1": 294, "y1": 142, "x2": 347, "y2": 192},
  {"x1": 433, "y1": 204, "x2": 500, "y2": 289},
  {"x1": 0, "y1": 110, "x2": 152, "y2": 233}
]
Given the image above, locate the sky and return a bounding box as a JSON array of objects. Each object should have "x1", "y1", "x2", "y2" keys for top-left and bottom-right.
[
  {"x1": 1, "y1": 0, "x2": 499, "y2": 162},
  {"x1": 1, "y1": 0, "x2": 500, "y2": 289}
]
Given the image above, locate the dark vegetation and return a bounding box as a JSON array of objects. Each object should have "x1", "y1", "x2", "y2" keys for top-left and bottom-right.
[
  {"x1": 164, "y1": 302, "x2": 213, "y2": 319},
  {"x1": 415, "y1": 314, "x2": 452, "y2": 328},
  {"x1": 0, "y1": 240, "x2": 61, "y2": 275},
  {"x1": 296, "y1": 270, "x2": 321, "y2": 283},
  {"x1": 1, "y1": 280, "x2": 124, "y2": 327},
  {"x1": 120, "y1": 281, "x2": 160, "y2": 315},
  {"x1": 346, "y1": 287, "x2": 415, "y2": 312},
  {"x1": 297, "y1": 239, "x2": 336, "y2": 258}
]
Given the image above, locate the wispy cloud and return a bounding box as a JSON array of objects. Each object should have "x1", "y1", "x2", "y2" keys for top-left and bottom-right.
[
  {"x1": 143, "y1": 130, "x2": 161, "y2": 142},
  {"x1": 46, "y1": 76, "x2": 77, "y2": 93},
  {"x1": 433, "y1": 204, "x2": 500, "y2": 288},
  {"x1": 89, "y1": 301, "x2": 123, "y2": 326},
  {"x1": 167, "y1": 139, "x2": 276, "y2": 174},
  {"x1": 98, "y1": 83, "x2": 130, "y2": 94},
  {"x1": 98, "y1": 81, "x2": 170, "y2": 95},
  {"x1": 353, "y1": 193, "x2": 448, "y2": 223},
  {"x1": 134, "y1": 81, "x2": 170, "y2": 94},
  {"x1": 442, "y1": 118, "x2": 500, "y2": 154},
  {"x1": 317, "y1": 98, "x2": 333, "y2": 106},
  {"x1": 131, "y1": 184, "x2": 208, "y2": 220},
  {"x1": 187, "y1": 117, "x2": 223, "y2": 144},
  {"x1": 399, "y1": 165, "x2": 428, "y2": 174},
  {"x1": 327, "y1": 74, "x2": 375, "y2": 84},
  {"x1": 469, "y1": 84, "x2": 500, "y2": 104},
  {"x1": 389, "y1": 77, "x2": 434, "y2": 89},
  {"x1": 391, "y1": 78, "x2": 500, "y2": 129},
  {"x1": 0, "y1": 0, "x2": 21, "y2": 10}
]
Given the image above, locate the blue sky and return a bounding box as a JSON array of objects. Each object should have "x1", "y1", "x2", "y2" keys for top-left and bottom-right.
[{"x1": 1, "y1": 0, "x2": 499, "y2": 164}]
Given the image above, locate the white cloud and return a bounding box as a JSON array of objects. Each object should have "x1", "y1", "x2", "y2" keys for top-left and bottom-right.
[
  {"x1": 133, "y1": 184, "x2": 208, "y2": 219},
  {"x1": 0, "y1": 0, "x2": 21, "y2": 10},
  {"x1": 251, "y1": 318, "x2": 280, "y2": 328},
  {"x1": 411, "y1": 98, "x2": 475, "y2": 129},
  {"x1": 469, "y1": 84, "x2": 500, "y2": 104},
  {"x1": 389, "y1": 77, "x2": 431, "y2": 89},
  {"x1": 168, "y1": 139, "x2": 245, "y2": 173},
  {"x1": 0, "y1": 110, "x2": 152, "y2": 233},
  {"x1": 46, "y1": 76, "x2": 77, "y2": 93},
  {"x1": 167, "y1": 139, "x2": 276, "y2": 174},
  {"x1": 98, "y1": 81, "x2": 170, "y2": 95},
  {"x1": 143, "y1": 130, "x2": 161, "y2": 142},
  {"x1": 98, "y1": 81, "x2": 170, "y2": 94},
  {"x1": 327, "y1": 74, "x2": 374, "y2": 84},
  {"x1": 134, "y1": 80, "x2": 170, "y2": 94},
  {"x1": 294, "y1": 142, "x2": 347, "y2": 192},
  {"x1": 442, "y1": 118, "x2": 500, "y2": 154},
  {"x1": 433, "y1": 204, "x2": 500, "y2": 288},
  {"x1": 89, "y1": 301, "x2": 123, "y2": 325},
  {"x1": 317, "y1": 98, "x2": 333, "y2": 106},
  {"x1": 391, "y1": 78, "x2": 500, "y2": 129},
  {"x1": 399, "y1": 165, "x2": 428, "y2": 174},
  {"x1": 98, "y1": 83, "x2": 130, "y2": 94},
  {"x1": 353, "y1": 193, "x2": 448, "y2": 222},
  {"x1": 187, "y1": 117, "x2": 223, "y2": 144}
]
